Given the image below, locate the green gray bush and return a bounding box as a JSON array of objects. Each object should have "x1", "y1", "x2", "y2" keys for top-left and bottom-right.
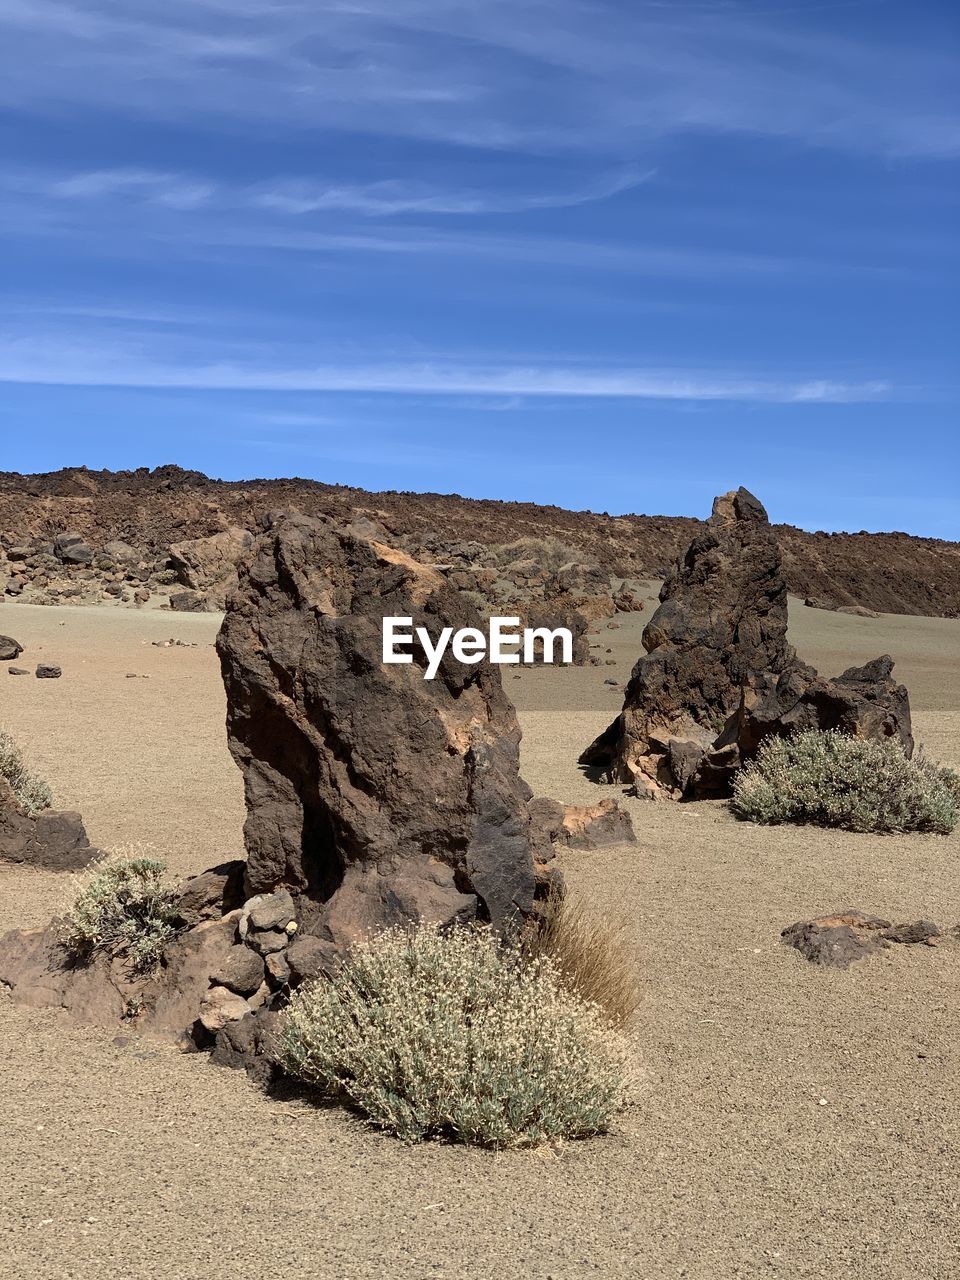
[
  {"x1": 0, "y1": 729, "x2": 53, "y2": 816},
  {"x1": 731, "y1": 730, "x2": 958, "y2": 834},
  {"x1": 276, "y1": 924, "x2": 637, "y2": 1147},
  {"x1": 64, "y1": 855, "x2": 181, "y2": 971}
]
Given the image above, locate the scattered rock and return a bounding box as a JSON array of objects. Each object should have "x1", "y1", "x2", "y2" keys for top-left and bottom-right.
[
  {"x1": 0, "y1": 776, "x2": 100, "y2": 871},
  {"x1": 198, "y1": 984, "x2": 253, "y2": 1033},
  {"x1": 782, "y1": 911, "x2": 889, "y2": 968},
  {"x1": 782, "y1": 910, "x2": 942, "y2": 968},
  {"x1": 7, "y1": 667, "x2": 28, "y2": 676},
  {"x1": 211, "y1": 945, "x2": 266, "y2": 996},
  {"x1": 35, "y1": 664, "x2": 61, "y2": 679},
  {"x1": 0, "y1": 635, "x2": 23, "y2": 661},
  {"x1": 168, "y1": 590, "x2": 210, "y2": 613},
  {"x1": 528, "y1": 797, "x2": 636, "y2": 850},
  {"x1": 173, "y1": 861, "x2": 245, "y2": 926},
  {"x1": 54, "y1": 533, "x2": 94, "y2": 566},
  {"x1": 286, "y1": 934, "x2": 342, "y2": 983},
  {"x1": 882, "y1": 920, "x2": 940, "y2": 945}
]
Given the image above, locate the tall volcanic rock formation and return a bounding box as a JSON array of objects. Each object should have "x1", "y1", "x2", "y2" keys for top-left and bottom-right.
[
  {"x1": 581, "y1": 488, "x2": 913, "y2": 799},
  {"x1": 216, "y1": 512, "x2": 559, "y2": 942}
]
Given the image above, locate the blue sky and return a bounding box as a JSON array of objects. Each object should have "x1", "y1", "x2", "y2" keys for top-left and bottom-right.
[{"x1": 0, "y1": 0, "x2": 957, "y2": 535}]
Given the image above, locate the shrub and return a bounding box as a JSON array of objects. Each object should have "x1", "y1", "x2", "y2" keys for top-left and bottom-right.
[
  {"x1": 732, "y1": 730, "x2": 958, "y2": 835},
  {"x1": 0, "y1": 729, "x2": 53, "y2": 816},
  {"x1": 63, "y1": 854, "x2": 181, "y2": 971},
  {"x1": 525, "y1": 890, "x2": 641, "y2": 1029},
  {"x1": 276, "y1": 924, "x2": 637, "y2": 1147}
]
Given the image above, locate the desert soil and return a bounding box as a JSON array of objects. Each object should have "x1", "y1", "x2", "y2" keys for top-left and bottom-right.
[{"x1": 1, "y1": 599, "x2": 959, "y2": 1279}]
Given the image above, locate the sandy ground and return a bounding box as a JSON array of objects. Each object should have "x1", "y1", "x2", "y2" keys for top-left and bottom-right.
[{"x1": 1, "y1": 598, "x2": 960, "y2": 1280}]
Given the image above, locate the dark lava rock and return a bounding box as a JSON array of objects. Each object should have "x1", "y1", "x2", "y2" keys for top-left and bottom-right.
[
  {"x1": 882, "y1": 920, "x2": 941, "y2": 945},
  {"x1": 54, "y1": 532, "x2": 94, "y2": 565},
  {"x1": 168, "y1": 589, "x2": 210, "y2": 613},
  {"x1": 211, "y1": 945, "x2": 266, "y2": 996},
  {"x1": 528, "y1": 796, "x2": 636, "y2": 850},
  {"x1": 781, "y1": 911, "x2": 891, "y2": 968},
  {"x1": 782, "y1": 910, "x2": 941, "y2": 967},
  {"x1": 0, "y1": 777, "x2": 100, "y2": 871},
  {"x1": 0, "y1": 635, "x2": 23, "y2": 661},
  {"x1": 7, "y1": 667, "x2": 28, "y2": 676},
  {"x1": 581, "y1": 488, "x2": 913, "y2": 799},
  {"x1": 35, "y1": 664, "x2": 62, "y2": 679},
  {"x1": 216, "y1": 513, "x2": 559, "y2": 944},
  {"x1": 173, "y1": 860, "x2": 245, "y2": 926}
]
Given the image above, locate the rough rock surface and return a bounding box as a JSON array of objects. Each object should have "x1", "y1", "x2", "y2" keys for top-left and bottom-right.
[
  {"x1": 0, "y1": 777, "x2": 100, "y2": 871},
  {"x1": 0, "y1": 634, "x2": 23, "y2": 660},
  {"x1": 216, "y1": 512, "x2": 559, "y2": 944},
  {"x1": 528, "y1": 797, "x2": 637, "y2": 850},
  {"x1": 781, "y1": 910, "x2": 941, "y2": 968},
  {"x1": 581, "y1": 489, "x2": 913, "y2": 798},
  {"x1": 168, "y1": 526, "x2": 254, "y2": 609},
  {"x1": 5, "y1": 464, "x2": 960, "y2": 618}
]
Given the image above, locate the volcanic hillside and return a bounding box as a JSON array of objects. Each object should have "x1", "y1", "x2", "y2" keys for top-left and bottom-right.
[{"x1": 1, "y1": 465, "x2": 959, "y2": 617}]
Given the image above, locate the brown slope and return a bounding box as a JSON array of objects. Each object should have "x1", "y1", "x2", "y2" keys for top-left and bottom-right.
[{"x1": 0, "y1": 465, "x2": 958, "y2": 617}]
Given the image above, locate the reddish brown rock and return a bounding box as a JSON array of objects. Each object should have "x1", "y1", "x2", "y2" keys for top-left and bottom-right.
[
  {"x1": 168, "y1": 526, "x2": 254, "y2": 608},
  {"x1": 581, "y1": 489, "x2": 913, "y2": 799},
  {"x1": 528, "y1": 797, "x2": 636, "y2": 850},
  {"x1": 782, "y1": 911, "x2": 887, "y2": 968},
  {"x1": 216, "y1": 512, "x2": 559, "y2": 944},
  {"x1": 0, "y1": 634, "x2": 23, "y2": 661},
  {"x1": 782, "y1": 910, "x2": 941, "y2": 968},
  {"x1": 0, "y1": 777, "x2": 99, "y2": 871}
]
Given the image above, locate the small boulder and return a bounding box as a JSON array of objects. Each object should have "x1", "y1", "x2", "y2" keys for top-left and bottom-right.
[
  {"x1": 286, "y1": 934, "x2": 342, "y2": 983},
  {"x1": 198, "y1": 984, "x2": 252, "y2": 1033},
  {"x1": 882, "y1": 920, "x2": 940, "y2": 945},
  {"x1": 54, "y1": 533, "x2": 94, "y2": 566},
  {"x1": 528, "y1": 796, "x2": 636, "y2": 850},
  {"x1": 173, "y1": 860, "x2": 245, "y2": 925},
  {"x1": 0, "y1": 635, "x2": 23, "y2": 661},
  {"x1": 781, "y1": 911, "x2": 890, "y2": 968},
  {"x1": 36, "y1": 664, "x2": 61, "y2": 679},
  {"x1": 211, "y1": 945, "x2": 265, "y2": 996}
]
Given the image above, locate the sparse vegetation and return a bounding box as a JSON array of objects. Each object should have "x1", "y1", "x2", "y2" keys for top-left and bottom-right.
[
  {"x1": 525, "y1": 889, "x2": 641, "y2": 1029},
  {"x1": 63, "y1": 853, "x2": 181, "y2": 971},
  {"x1": 276, "y1": 923, "x2": 637, "y2": 1147},
  {"x1": 732, "y1": 730, "x2": 959, "y2": 835},
  {"x1": 0, "y1": 729, "x2": 53, "y2": 816}
]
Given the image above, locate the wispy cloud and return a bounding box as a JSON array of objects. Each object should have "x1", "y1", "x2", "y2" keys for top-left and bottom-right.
[
  {"x1": 46, "y1": 168, "x2": 216, "y2": 210},
  {"x1": 0, "y1": 0, "x2": 955, "y2": 160},
  {"x1": 0, "y1": 330, "x2": 892, "y2": 403},
  {"x1": 253, "y1": 167, "x2": 652, "y2": 216},
  {"x1": 6, "y1": 163, "x2": 652, "y2": 219},
  {"x1": 1, "y1": 169, "x2": 898, "y2": 283}
]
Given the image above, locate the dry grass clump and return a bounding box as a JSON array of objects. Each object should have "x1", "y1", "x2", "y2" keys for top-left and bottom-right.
[
  {"x1": 63, "y1": 852, "x2": 181, "y2": 971},
  {"x1": 732, "y1": 730, "x2": 958, "y2": 835},
  {"x1": 276, "y1": 923, "x2": 637, "y2": 1147},
  {"x1": 526, "y1": 890, "x2": 641, "y2": 1029},
  {"x1": 0, "y1": 729, "x2": 53, "y2": 816}
]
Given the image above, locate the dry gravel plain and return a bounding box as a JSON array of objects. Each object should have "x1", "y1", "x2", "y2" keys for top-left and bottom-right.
[{"x1": 1, "y1": 598, "x2": 959, "y2": 1280}]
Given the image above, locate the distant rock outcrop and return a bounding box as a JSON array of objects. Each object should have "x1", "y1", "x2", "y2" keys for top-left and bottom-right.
[
  {"x1": 168, "y1": 526, "x2": 254, "y2": 609},
  {"x1": 581, "y1": 488, "x2": 913, "y2": 799}
]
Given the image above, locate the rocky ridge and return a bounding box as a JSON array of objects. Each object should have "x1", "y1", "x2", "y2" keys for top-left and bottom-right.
[{"x1": 1, "y1": 466, "x2": 959, "y2": 618}]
